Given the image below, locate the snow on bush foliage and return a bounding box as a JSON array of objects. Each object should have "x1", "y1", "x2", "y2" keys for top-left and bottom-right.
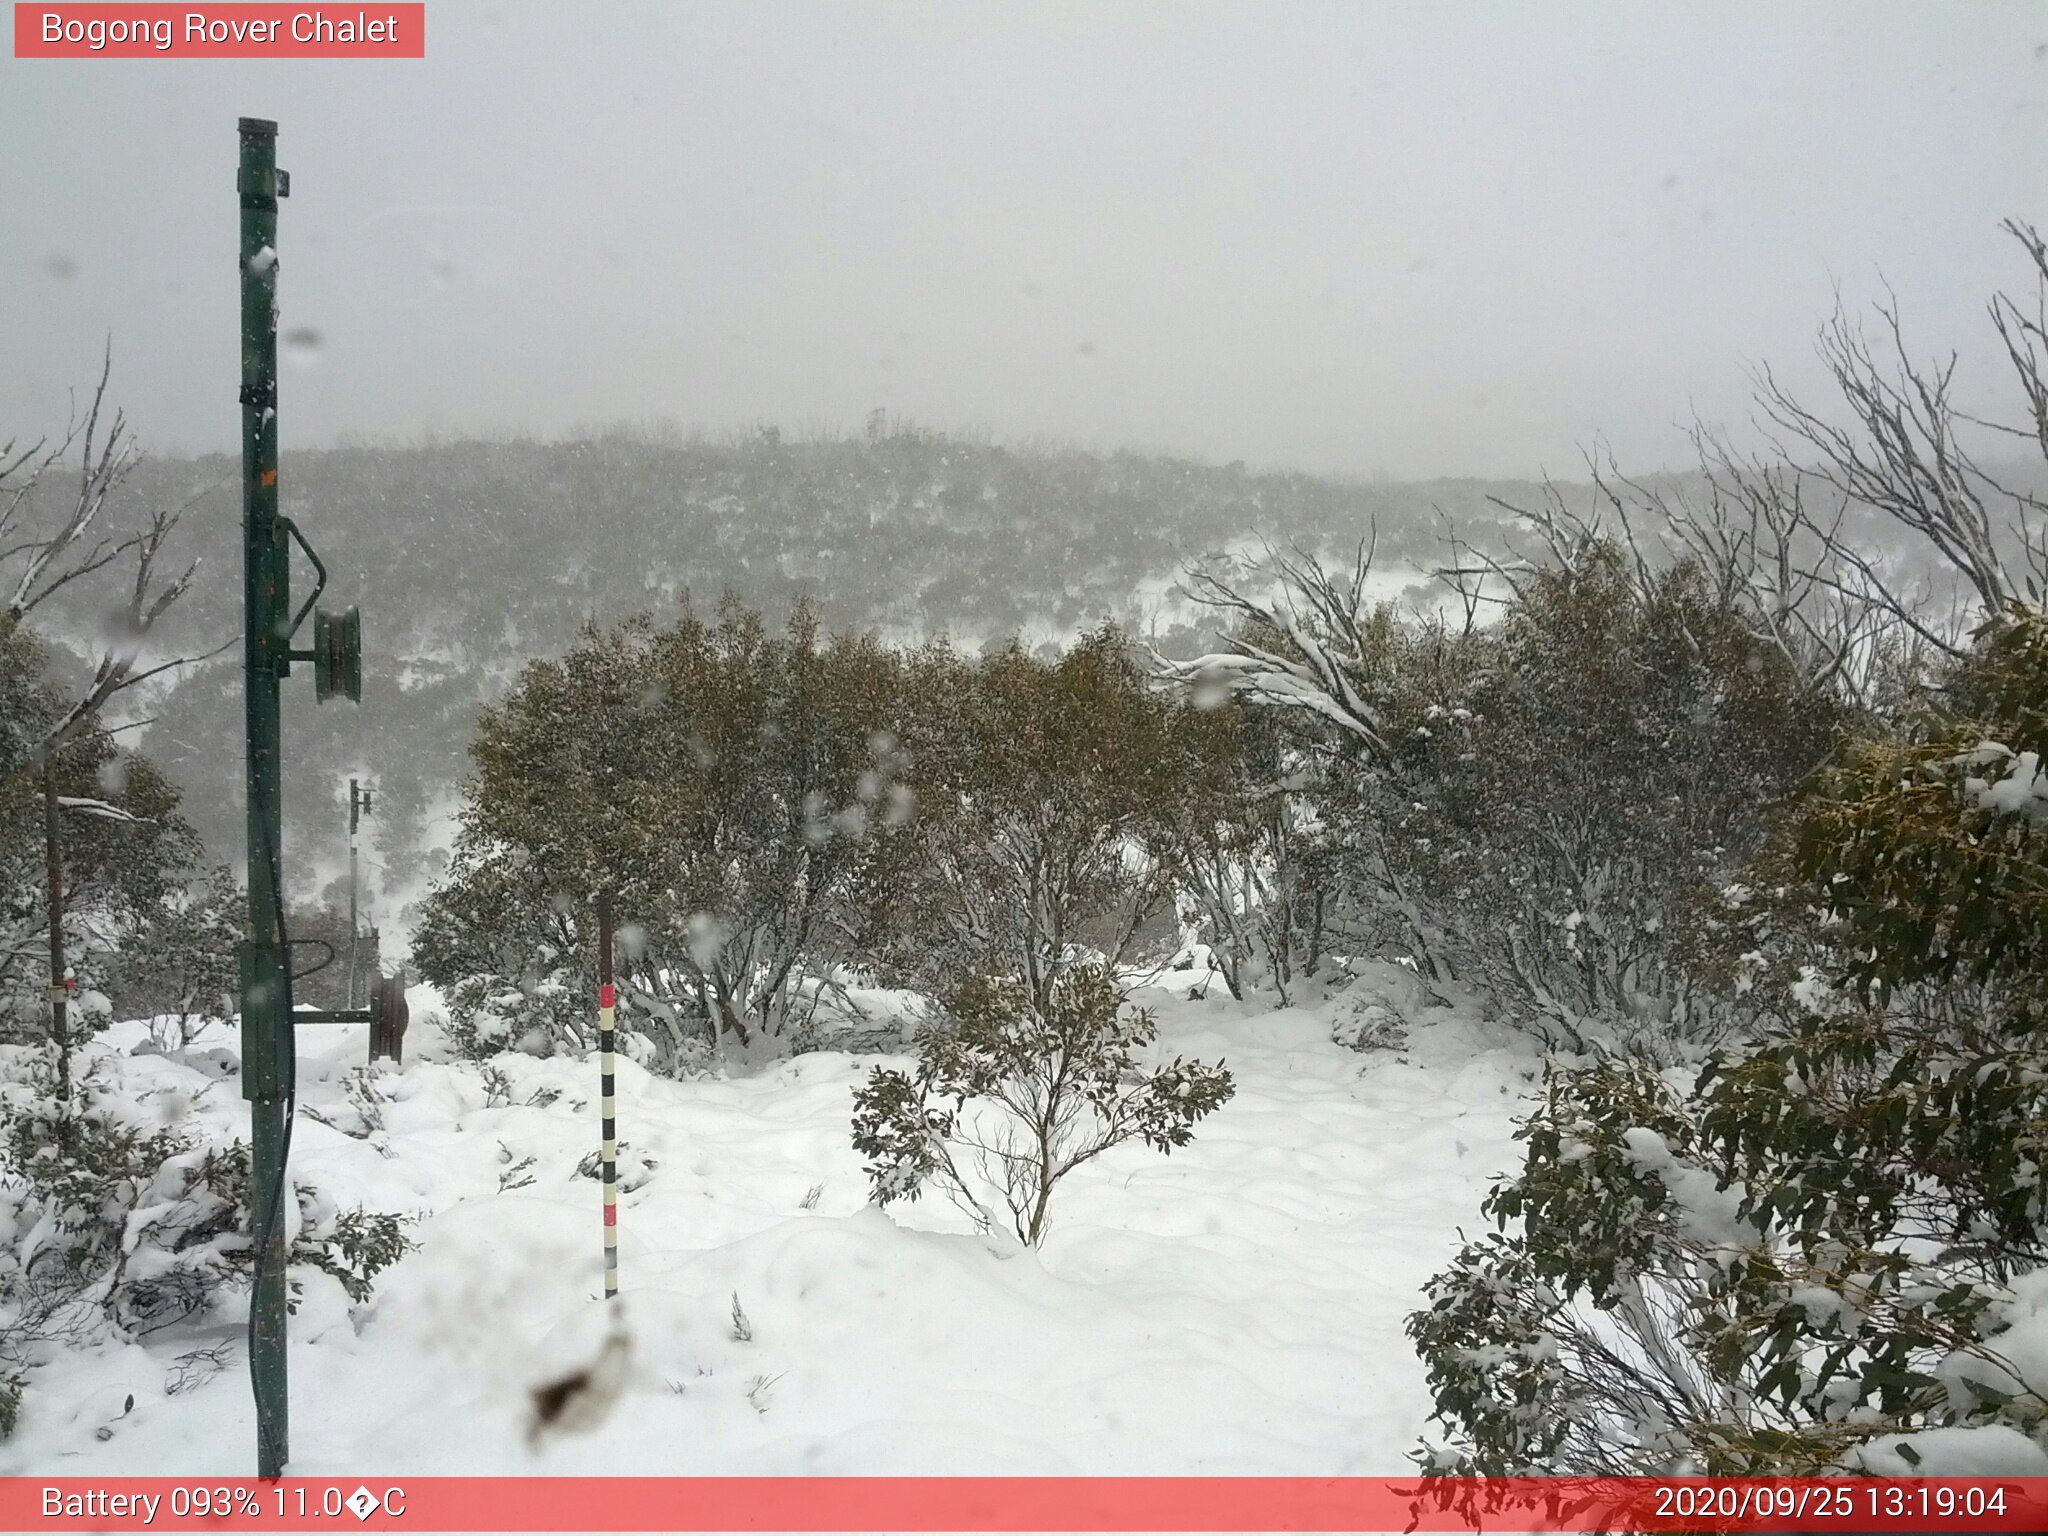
[
  {"x1": 1408, "y1": 607, "x2": 2048, "y2": 1475},
  {"x1": 414, "y1": 598, "x2": 946, "y2": 1066},
  {"x1": 872, "y1": 626, "x2": 1235, "y2": 1012},
  {"x1": 0, "y1": 1046, "x2": 413, "y2": 1440},
  {"x1": 417, "y1": 605, "x2": 1233, "y2": 1065},
  {"x1": 1162, "y1": 542, "x2": 1842, "y2": 1052}
]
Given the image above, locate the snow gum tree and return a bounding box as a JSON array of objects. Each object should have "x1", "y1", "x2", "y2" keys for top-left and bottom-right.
[
  {"x1": 1149, "y1": 686, "x2": 1333, "y2": 1003},
  {"x1": 881, "y1": 627, "x2": 1227, "y2": 1009},
  {"x1": 1, "y1": 625, "x2": 212, "y2": 1059},
  {"x1": 0, "y1": 355, "x2": 205, "y2": 779},
  {"x1": 414, "y1": 596, "x2": 920, "y2": 1063},
  {"x1": 850, "y1": 963, "x2": 1234, "y2": 1246},
  {"x1": 1396, "y1": 550, "x2": 1840, "y2": 1047},
  {"x1": 1164, "y1": 540, "x2": 1838, "y2": 1045}
]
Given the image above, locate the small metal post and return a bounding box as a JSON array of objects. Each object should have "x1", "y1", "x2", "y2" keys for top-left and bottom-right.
[
  {"x1": 346, "y1": 778, "x2": 372, "y2": 1008},
  {"x1": 598, "y1": 891, "x2": 618, "y2": 1299}
]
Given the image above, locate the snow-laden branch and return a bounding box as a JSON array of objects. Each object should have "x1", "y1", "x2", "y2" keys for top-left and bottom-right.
[
  {"x1": 1154, "y1": 535, "x2": 1397, "y2": 766},
  {"x1": 55, "y1": 795, "x2": 148, "y2": 824}
]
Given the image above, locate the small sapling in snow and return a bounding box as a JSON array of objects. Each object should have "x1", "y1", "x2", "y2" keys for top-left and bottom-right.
[{"x1": 851, "y1": 964, "x2": 1234, "y2": 1247}]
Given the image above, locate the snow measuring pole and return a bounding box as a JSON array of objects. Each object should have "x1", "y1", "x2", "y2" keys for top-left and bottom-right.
[
  {"x1": 238, "y1": 115, "x2": 364, "y2": 1478},
  {"x1": 598, "y1": 890, "x2": 619, "y2": 1299}
]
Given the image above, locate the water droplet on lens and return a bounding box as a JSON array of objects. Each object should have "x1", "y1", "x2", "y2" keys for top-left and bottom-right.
[{"x1": 283, "y1": 327, "x2": 324, "y2": 370}]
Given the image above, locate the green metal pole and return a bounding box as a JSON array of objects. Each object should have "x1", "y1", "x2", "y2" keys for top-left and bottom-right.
[{"x1": 238, "y1": 114, "x2": 291, "y2": 1479}]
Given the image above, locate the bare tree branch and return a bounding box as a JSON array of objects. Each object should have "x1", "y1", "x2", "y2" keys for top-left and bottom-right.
[
  {"x1": 0, "y1": 355, "x2": 221, "y2": 773},
  {"x1": 1750, "y1": 225, "x2": 2048, "y2": 646},
  {"x1": 1157, "y1": 530, "x2": 1399, "y2": 764}
]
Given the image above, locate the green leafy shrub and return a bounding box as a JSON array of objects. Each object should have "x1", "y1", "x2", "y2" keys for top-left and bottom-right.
[
  {"x1": 1, "y1": 624, "x2": 214, "y2": 1053},
  {"x1": 851, "y1": 964, "x2": 1234, "y2": 1246},
  {"x1": 884, "y1": 628, "x2": 1227, "y2": 1008},
  {"x1": 293, "y1": 1203, "x2": 413, "y2": 1305},
  {"x1": 415, "y1": 595, "x2": 919, "y2": 1063},
  {"x1": 1150, "y1": 679, "x2": 1334, "y2": 1003},
  {"x1": 1167, "y1": 545, "x2": 1840, "y2": 1050},
  {"x1": 0, "y1": 1063, "x2": 245, "y2": 1336},
  {"x1": 1407, "y1": 607, "x2": 2048, "y2": 1475},
  {"x1": 104, "y1": 865, "x2": 244, "y2": 1050}
]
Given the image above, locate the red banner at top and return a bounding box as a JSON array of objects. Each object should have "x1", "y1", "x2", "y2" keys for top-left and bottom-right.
[{"x1": 13, "y1": 4, "x2": 425, "y2": 57}]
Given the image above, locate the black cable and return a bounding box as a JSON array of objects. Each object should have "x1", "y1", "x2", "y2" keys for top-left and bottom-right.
[{"x1": 286, "y1": 938, "x2": 335, "y2": 982}]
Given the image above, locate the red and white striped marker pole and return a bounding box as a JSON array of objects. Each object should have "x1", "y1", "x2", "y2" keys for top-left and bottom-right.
[{"x1": 596, "y1": 890, "x2": 618, "y2": 1300}]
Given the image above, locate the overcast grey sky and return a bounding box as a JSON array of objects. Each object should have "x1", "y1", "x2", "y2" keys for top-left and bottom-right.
[{"x1": 1, "y1": 1, "x2": 2042, "y2": 480}]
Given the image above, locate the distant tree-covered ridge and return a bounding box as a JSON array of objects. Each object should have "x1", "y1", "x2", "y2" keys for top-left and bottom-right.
[
  {"x1": 117, "y1": 427, "x2": 1565, "y2": 891},
  {"x1": 110, "y1": 423, "x2": 1950, "y2": 912}
]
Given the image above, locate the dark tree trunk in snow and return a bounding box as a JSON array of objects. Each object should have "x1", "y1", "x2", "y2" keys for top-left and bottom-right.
[{"x1": 44, "y1": 756, "x2": 69, "y2": 1116}]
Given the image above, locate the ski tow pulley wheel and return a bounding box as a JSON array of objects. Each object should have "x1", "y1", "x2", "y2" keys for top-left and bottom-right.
[{"x1": 312, "y1": 605, "x2": 363, "y2": 704}]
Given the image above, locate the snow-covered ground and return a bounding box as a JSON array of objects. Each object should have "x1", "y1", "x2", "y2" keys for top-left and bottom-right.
[{"x1": 3, "y1": 964, "x2": 1539, "y2": 1477}]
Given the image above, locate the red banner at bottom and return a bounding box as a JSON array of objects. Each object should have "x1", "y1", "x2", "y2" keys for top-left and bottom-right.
[{"x1": 8, "y1": 1476, "x2": 2048, "y2": 1533}]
